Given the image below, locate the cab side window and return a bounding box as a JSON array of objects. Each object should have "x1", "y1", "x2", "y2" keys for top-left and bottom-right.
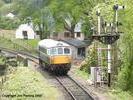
[
  {"x1": 64, "y1": 48, "x2": 70, "y2": 54},
  {"x1": 50, "y1": 48, "x2": 57, "y2": 55}
]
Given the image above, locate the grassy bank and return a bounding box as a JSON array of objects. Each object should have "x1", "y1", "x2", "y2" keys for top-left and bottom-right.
[
  {"x1": 107, "y1": 89, "x2": 133, "y2": 100},
  {"x1": 1, "y1": 67, "x2": 60, "y2": 100},
  {"x1": 75, "y1": 67, "x2": 89, "y2": 80},
  {"x1": 0, "y1": 37, "x2": 39, "y2": 55}
]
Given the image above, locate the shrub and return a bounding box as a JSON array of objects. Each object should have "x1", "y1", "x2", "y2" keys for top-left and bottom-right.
[{"x1": 80, "y1": 45, "x2": 97, "y2": 73}]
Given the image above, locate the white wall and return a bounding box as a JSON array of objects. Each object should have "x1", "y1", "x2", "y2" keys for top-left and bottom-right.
[
  {"x1": 74, "y1": 32, "x2": 85, "y2": 40},
  {"x1": 71, "y1": 46, "x2": 77, "y2": 60},
  {"x1": 16, "y1": 24, "x2": 36, "y2": 39}
]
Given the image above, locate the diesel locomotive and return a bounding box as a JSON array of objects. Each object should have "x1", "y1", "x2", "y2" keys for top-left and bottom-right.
[{"x1": 38, "y1": 39, "x2": 71, "y2": 75}]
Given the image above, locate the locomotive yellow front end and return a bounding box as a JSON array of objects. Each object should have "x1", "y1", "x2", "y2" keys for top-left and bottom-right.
[
  {"x1": 50, "y1": 55, "x2": 71, "y2": 64},
  {"x1": 49, "y1": 46, "x2": 72, "y2": 75}
]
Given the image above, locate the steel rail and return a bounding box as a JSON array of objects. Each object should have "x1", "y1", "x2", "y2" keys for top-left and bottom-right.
[
  {"x1": 67, "y1": 75, "x2": 94, "y2": 100},
  {"x1": 55, "y1": 76, "x2": 94, "y2": 100},
  {"x1": 0, "y1": 47, "x2": 39, "y2": 64},
  {"x1": 56, "y1": 76, "x2": 77, "y2": 100}
]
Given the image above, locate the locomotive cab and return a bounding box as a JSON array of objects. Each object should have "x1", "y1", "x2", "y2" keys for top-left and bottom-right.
[{"x1": 49, "y1": 46, "x2": 71, "y2": 64}]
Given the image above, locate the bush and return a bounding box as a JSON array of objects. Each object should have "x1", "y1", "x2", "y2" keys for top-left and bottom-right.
[
  {"x1": 0, "y1": 17, "x2": 21, "y2": 29},
  {"x1": 80, "y1": 45, "x2": 97, "y2": 73},
  {"x1": 117, "y1": 62, "x2": 133, "y2": 92}
]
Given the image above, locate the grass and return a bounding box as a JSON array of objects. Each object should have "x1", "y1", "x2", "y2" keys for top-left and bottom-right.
[
  {"x1": 75, "y1": 68, "x2": 89, "y2": 80},
  {"x1": 107, "y1": 89, "x2": 133, "y2": 100},
  {"x1": 0, "y1": 30, "x2": 40, "y2": 55},
  {"x1": 2, "y1": 67, "x2": 60, "y2": 100},
  {"x1": 13, "y1": 39, "x2": 39, "y2": 49},
  {"x1": 0, "y1": 37, "x2": 40, "y2": 55}
]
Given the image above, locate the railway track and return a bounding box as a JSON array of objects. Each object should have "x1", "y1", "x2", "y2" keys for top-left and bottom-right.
[
  {"x1": 56, "y1": 76, "x2": 93, "y2": 100},
  {"x1": 0, "y1": 47, "x2": 39, "y2": 63},
  {"x1": 0, "y1": 48, "x2": 94, "y2": 100}
]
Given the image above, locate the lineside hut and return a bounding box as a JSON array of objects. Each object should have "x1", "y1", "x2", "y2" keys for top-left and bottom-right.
[
  {"x1": 63, "y1": 39, "x2": 89, "y2": 60},
  {"x1": 16, "y1": 24, "x2": 36, "y2": 39},
  {"x1": 6, "y1": 12, "x2": 15, "y2": 19}
]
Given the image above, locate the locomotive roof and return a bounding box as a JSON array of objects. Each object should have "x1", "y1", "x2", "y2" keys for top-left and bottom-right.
[{"x1": 38, "y1": 39, "x2": 70, "y2": 48}]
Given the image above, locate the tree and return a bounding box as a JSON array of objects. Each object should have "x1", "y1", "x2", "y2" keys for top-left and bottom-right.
[
  {"x1": 48, "y1": 0, "x2": 83, "y2": 36},
  {"x1": 34, "y1": 7, "x2": 55, "y2": 39},
  {"x1": 117, "y1": 0, "x2": 133, "y2": 92}
]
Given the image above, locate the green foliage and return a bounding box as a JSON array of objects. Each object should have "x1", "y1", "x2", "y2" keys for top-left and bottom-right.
[
  {"x1": 108, "y1": 89, "x2": 133, "y2": 100},
  {"x1": 2, "y1": 67, "x2": 60, "y2": 99},
  {"x1": 75, "y1": 68, "x2": 89, "y2": 80},
  {"x1": 82, "y1": 17, "x2": 93, "y2": 38},
  {"x1": 0, "y1": 17, "x2": 20, "y2": 29},
  {"x1": 0, "y1": 0, "x2": 107, "y2": 36},
  {"x1": 80, "y1": 44, "x2": 97, "y2": 73},
  {"x1": 0, "y1": 3, "x2": 13, "y2": 15},
  {"x1": 116, "y1": 0, "x2": 133, "y2": 92},
  {"x1": 49, "y1": 0, "x2": 82, "y2": 33},
  {"x1": 82, "y1": 0, "x2": 133, "y2": 93},
  {"x1": 90, "y1": 2, "x2": 114, "y2": 33}
]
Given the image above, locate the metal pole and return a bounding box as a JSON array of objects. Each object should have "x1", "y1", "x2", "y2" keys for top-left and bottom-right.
[
  {"x1": 97, "y1": 9, "x2": 101, "y2": 67},
  {"x1": 97, "y1": 9, "x2": 102, "y2": 86},
  {"x1": 98, "y1": 9, "x2": 100, "y2": 35},
  {"x1": 97, "y1": 9, "x2": 101, "y2": 68},
  {"x1": 108, "y1": 44, "x2": 111, "y2": 87},
  {"x1": 115, "y1": 10, "x2": 118, "y2": 32}
]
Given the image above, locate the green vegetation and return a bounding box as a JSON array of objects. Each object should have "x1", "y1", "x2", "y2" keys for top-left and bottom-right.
[
  {"x1": 76, "y1": 0, "x2": 133, "y2": 96},
  {"x1": 116, "y1": 0, "x2": 133, "y2": 93},
  {"x1": 2, "y1": 67, "x2": 60, "y2": 100},
  {"x1": 12, "y1": 39, "x2": 39, "y2": 50},
  {"x1": 107, "y1": 89, "x2": 133, "y2": 100},
  {"x1": 75, "y1": 68, "x2": 89, "y2": 80},
  {"x1": 80, "y1": 45, "x2": 97, "y2": 73},
  {"x1": 0, "y1": 37, "x2": 39, "y2": 55},
  {"x1": 0, "y1": 0, "x2": 104, "y2": 39},
  {"x1": 0, "y1": 17, "x2": 21, "y2": 30}
]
